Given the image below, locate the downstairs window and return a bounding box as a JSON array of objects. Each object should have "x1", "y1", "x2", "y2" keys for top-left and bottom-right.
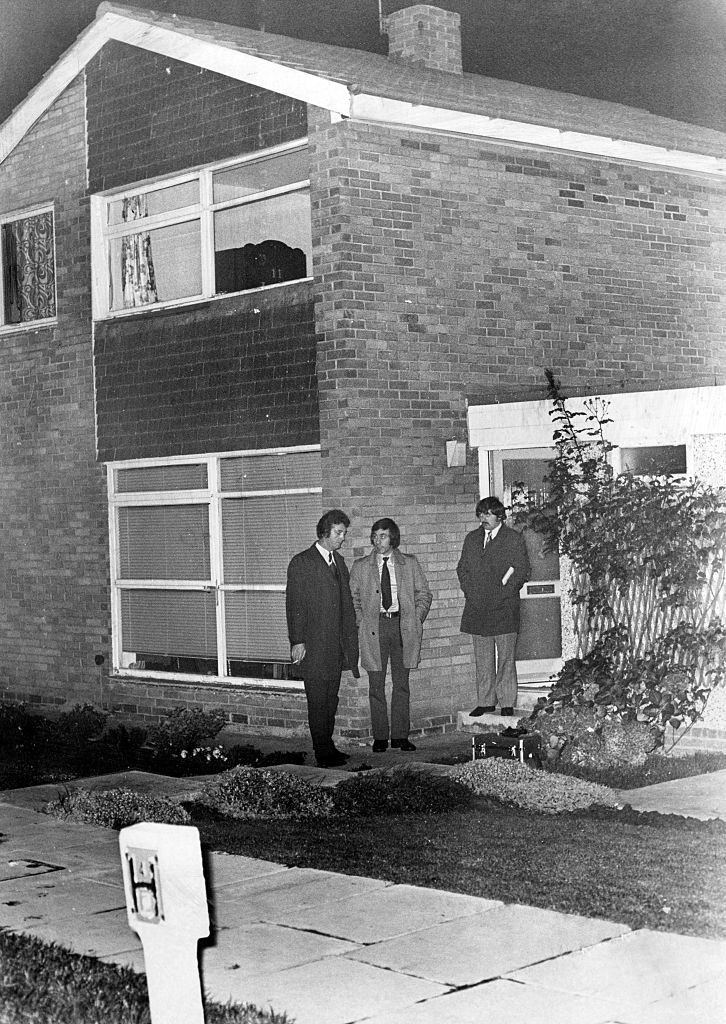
[{"x1": 108, "y1": 447, "x2": 321, "y2": 683}]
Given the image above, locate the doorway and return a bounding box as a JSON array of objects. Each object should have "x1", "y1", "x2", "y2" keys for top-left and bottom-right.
[{"x1": 490, "y1": 448, "x2": 562, "y2": 683}]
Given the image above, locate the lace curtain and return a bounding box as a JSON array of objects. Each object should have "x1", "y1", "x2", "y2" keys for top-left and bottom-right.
[
  {"x1": 2, "y1": 211, "x2": 56, "y2": 323},
  {"x1": 121, "y1": 196, "x2": 158, "y2": 307}
]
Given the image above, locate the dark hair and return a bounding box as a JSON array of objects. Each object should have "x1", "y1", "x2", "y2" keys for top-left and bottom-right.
[
  {"x1": 316, "y1": 509, "x2": 350, "y2": 539},
  {"x1": 475, "y1": 496, "x2": 506, "y2": 522},
  {"x1": 370, "y1": 517, "x2": 401, "y2": 549}
]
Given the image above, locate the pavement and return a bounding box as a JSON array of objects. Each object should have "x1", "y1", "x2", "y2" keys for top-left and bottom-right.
[{"x1": 1, "y1": 738, "x2": 725, "y2": 1024}]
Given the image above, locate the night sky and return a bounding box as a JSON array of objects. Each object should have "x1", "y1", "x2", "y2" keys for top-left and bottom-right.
[{"x1": 1, "y1": 0, "x2": 724, "y2": 132}]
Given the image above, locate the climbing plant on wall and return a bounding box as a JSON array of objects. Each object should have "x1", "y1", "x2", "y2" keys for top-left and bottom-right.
[{"x1": 516, "y1": 370, "x2": 726, "y2": 756}]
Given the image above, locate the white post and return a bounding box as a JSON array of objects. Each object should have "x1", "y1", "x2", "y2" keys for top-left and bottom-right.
[{"x1": 119, "y1": 822, "x2": 209, "y2": 1024}]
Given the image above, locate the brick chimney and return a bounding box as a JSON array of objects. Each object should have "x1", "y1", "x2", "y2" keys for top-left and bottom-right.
[{"x1": 383, "y1": 4, "x2": 463, "y2": 75}]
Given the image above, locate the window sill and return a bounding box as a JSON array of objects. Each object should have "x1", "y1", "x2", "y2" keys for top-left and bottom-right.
[
  {"x1": 93, "y1": 278, "x2": 313, "y2": 323},
  {"x1": 111, "y1": 669, "x2": 305, "y2": 693},
  {"x1": 0, "y1": 317, "x2": 57, "y2": 335}
]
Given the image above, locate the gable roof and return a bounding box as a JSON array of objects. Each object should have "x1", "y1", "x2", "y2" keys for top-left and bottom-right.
[{"x1": 1, "y1": 2, "x2": 725, "y2": 177}]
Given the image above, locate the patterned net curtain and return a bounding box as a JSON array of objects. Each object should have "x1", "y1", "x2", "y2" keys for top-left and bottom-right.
[
  {"x1": 2, "y1": 211, "x2": 56, "y2": 323},
  {"x1": 121, "y1": 196, "x2": 158, "y2": 307}
]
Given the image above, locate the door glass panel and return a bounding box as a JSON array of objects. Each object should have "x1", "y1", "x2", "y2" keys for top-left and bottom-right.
[{"x1": 492, "y1": 447, "x2": 562, "y2": 673}]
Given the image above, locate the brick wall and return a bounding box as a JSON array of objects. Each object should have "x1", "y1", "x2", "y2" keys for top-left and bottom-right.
[
  {"x1": 86, "y1": 42, "x2": 307, "y2": 192},
  {"x1": 95, "y1": 283, "x2": 318, "y2": 460},
  {"x1": 309, "y1": 110, "x2": 726, "y2": 731},
  {"x1": 0, "y1": 77, "x2": 111, "y2": 709}
]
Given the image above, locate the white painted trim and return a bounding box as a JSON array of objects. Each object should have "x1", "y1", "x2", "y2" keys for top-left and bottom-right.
[
  {"x1": 1, "y1": 5, "x2": 724, "y2": 182},
  {"x1": 467, "y1": 385, "x2": 726, "y2": 450},
  {"x1": 349, "y1": 95, "x2": 726, "y2": 178},
  {"x1": 0, "y1": 10, "x2": 349, "y2": 165}
]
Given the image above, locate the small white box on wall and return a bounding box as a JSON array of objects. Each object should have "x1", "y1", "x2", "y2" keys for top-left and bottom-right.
[{"x1": 446, "y1": 439, "x2": 467, "y2": 467}]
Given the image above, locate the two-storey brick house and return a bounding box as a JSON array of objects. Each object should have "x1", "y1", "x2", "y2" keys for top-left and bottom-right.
[{"x1": 1, "y1": 3, "x2": 725, "y2": 745}]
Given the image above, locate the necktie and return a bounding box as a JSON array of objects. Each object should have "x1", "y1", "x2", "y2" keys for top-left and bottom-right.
[
  {"x1": 329, "y1": 554, "x2": 338, "y2": 579},
  {"x1": 483, "y1": 531, "x2": 491, "y2": 551},
  {"x1": 381, "y1": 556, "x2": 392, "y2": 610}
]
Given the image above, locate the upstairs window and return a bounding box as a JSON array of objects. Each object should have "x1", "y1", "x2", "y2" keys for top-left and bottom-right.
[
  {"x1": 93, "y1": 142, "x2": 311, "y2": 317},
  {"x1": 0, "y1": 206, "x2": 56, "y2": 327}
]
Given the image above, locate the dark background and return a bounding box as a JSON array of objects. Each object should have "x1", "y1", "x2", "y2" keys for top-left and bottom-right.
[{"x1": 1, "y1": 0, "x2": 725, "y2": 131}]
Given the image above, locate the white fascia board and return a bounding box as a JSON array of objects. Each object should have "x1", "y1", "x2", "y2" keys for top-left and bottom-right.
[
  {"x1": 350, "y1": 94, "x2": 726, "y2": 178},
  {"x1": 0, "y1": 18, "x2": 112, "y2": 165},
  {"x1": 103, "y1": 12, "x2": 351, "y2": 114},
  {"x1": 0, "y1": 10, "x2": 351, "y2": 167},
  {"x1": 468, "y1": 385, "x2": 726, "y2": 450}
]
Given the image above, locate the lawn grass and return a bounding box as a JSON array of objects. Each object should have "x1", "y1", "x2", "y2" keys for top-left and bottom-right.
[
  {"x1": 187, "y1": 800, "x2": 726, "y2": 940},
  {"x1": 0, "y1": 931, "x2": 291, "y2": 1024}
]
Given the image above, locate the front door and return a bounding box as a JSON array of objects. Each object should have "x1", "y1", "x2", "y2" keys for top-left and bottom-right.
[{"x1": 491, "y1": 448, "x2": 562, "y2": 683}]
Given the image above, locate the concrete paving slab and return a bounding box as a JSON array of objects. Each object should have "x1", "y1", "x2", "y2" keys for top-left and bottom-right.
[
  {"x1": 264, "y1": 882, "x2": 502, "y2": 944},
  {"x1": 200, "y1": 951, "x2": 450, "y2": 1024},
  {"x1": 209, "y1": 867, "x2": 390, "y2": 917},
  {"x1": 9, "y1": 907, "x2": 141, "y2": 959},
  {"x1": 0, "y1": 875, "x2": 126, "y2": 927},
  {"x1": 613, "y1": 974, "x2": 726, "y2": 1024},
  {"x1": 204, "y1": 850, "x2": 290, "y2": 889},
  {"x1": 617, "y1": 769, "x2": 726, "y2": 820},
  {"x1": 200, "y1": 920, "x2": 360, "y2": 978},
  {"x1": 508, "y1": 928, "x2": 726, "y2": 1014},
  {"x1": 0, "y1": 855, "x2": 67, "y2": 881},
  {"x1": 361, "y1": 978, "x2": 622, "y2": 1024},
  {"x1": 348, "y1": 903, "x2": 629, "y2": 986}
]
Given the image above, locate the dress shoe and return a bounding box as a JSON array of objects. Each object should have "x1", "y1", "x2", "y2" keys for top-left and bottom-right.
[
  {"x1": 372, "y1": 740, "x2": 388, "y2": 752},
  {"x1": 500, "y1": 707, "x2": 515, "y2": 716},
  {"x1": 391, "y1": 738, "x2": 416, "y2": 751},
  {"x1": 470, "y1": 705, "x2": 495, "y2": 717},
  {"x1": 316, "y1": 750, "x2": 348, "y2": 768}
]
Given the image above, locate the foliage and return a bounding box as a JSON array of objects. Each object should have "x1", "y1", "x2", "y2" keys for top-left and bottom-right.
[
  {"x1": 199, "y1": 766, "x2": 334, "y2": 819},
  {"x1": 516, "y1": 370, "x2": 726, "y2": 750},
  {"x1": 550, "y1": 749, "x2": 726, "y2": 791},
  {"x1": 452, "y1": 758, "x2": 618, "y2": 813},
  {"x1": 147, "y1": 706, "x2": 227, "y2": 758},
  {"x1": 0, "y1": 701, "x2": 53, "y2": 752},
  {"x1": 533, "y1": 702, "x2": 657, "y2": 769},
  {"x1": 45, "y1": 786, "x2": 191, "y2": 829},
  {"x1": 52, "y1": 703, "x2": 108, "y2": 744},
  {"x1": 0, "y1": 930, "x2": 291, "y2": 1024},
  {"x1": 331, "y1": 766, "x2": 477, "y2": 816}
]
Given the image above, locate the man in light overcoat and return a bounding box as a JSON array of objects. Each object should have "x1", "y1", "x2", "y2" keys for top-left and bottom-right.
[{"x1": 350, "y1": 518, "x2": 432, "y2": 752}]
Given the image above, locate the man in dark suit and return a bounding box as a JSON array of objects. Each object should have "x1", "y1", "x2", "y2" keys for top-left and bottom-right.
[
  {"x1": 286, "y1": 509, "x2": 360, "y2": 767},
  {"x1": 457, "y1": 496, "x2": 531, "y2": 717}
]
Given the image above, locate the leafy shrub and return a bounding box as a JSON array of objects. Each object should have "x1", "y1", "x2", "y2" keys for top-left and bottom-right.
[
  {"x1": 52, "y1": 703, "x2": 108, "y2": 745},
  {"x1": 452, "y1": 759, "x2": 618, "y2": 814},
  {"x1": 147, "y1": 707, "x2": 227, "y2": 758},
  {"x1": 199, "y1": 766, "x2": 334, "y2": 819},
  {"x1": 102, "y1": 722, "x2": 148, "y2": 759},
  {"x1": 331, "y1": 767, "x2": 476, "y2": 816},
  {"x1": 46, "y1": 786, "x2": 190, "y2": 828},
  {"x1": 0, "y1": 702, "x2": 56, "y2": 752},
  {"x1": 532, "y1": 702, "x2": 658, "y2": 769}
]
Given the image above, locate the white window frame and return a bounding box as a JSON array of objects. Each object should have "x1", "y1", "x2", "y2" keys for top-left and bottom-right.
[
  {"x1": 91, "y1": 139, "x2": 312, "y2": 320},
  {"x1": 107, "y1": 444, "x2": 322, "y2": 687},
  {"x1": 0, "y1": 203, "x2": 57, "y2": 332}
]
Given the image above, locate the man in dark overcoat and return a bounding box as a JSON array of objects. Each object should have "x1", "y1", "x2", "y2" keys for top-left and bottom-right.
[
  {"x1": 286, "y1": 509, "x2": 360, "y2": 767},
  {"x1": 457, "y1": 496, "x2": 531, "y2": 717}
]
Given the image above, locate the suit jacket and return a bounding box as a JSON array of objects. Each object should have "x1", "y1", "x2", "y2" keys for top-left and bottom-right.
[
  {"x1": 286, "y1": 544, "x2": 360, "y2": 680},
  {"x1": 350, "y1": 549, "x2": 433, "y2": 671},
  {"x1": 457, "y1": 524, "x2": 531, "y2": 636}
]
